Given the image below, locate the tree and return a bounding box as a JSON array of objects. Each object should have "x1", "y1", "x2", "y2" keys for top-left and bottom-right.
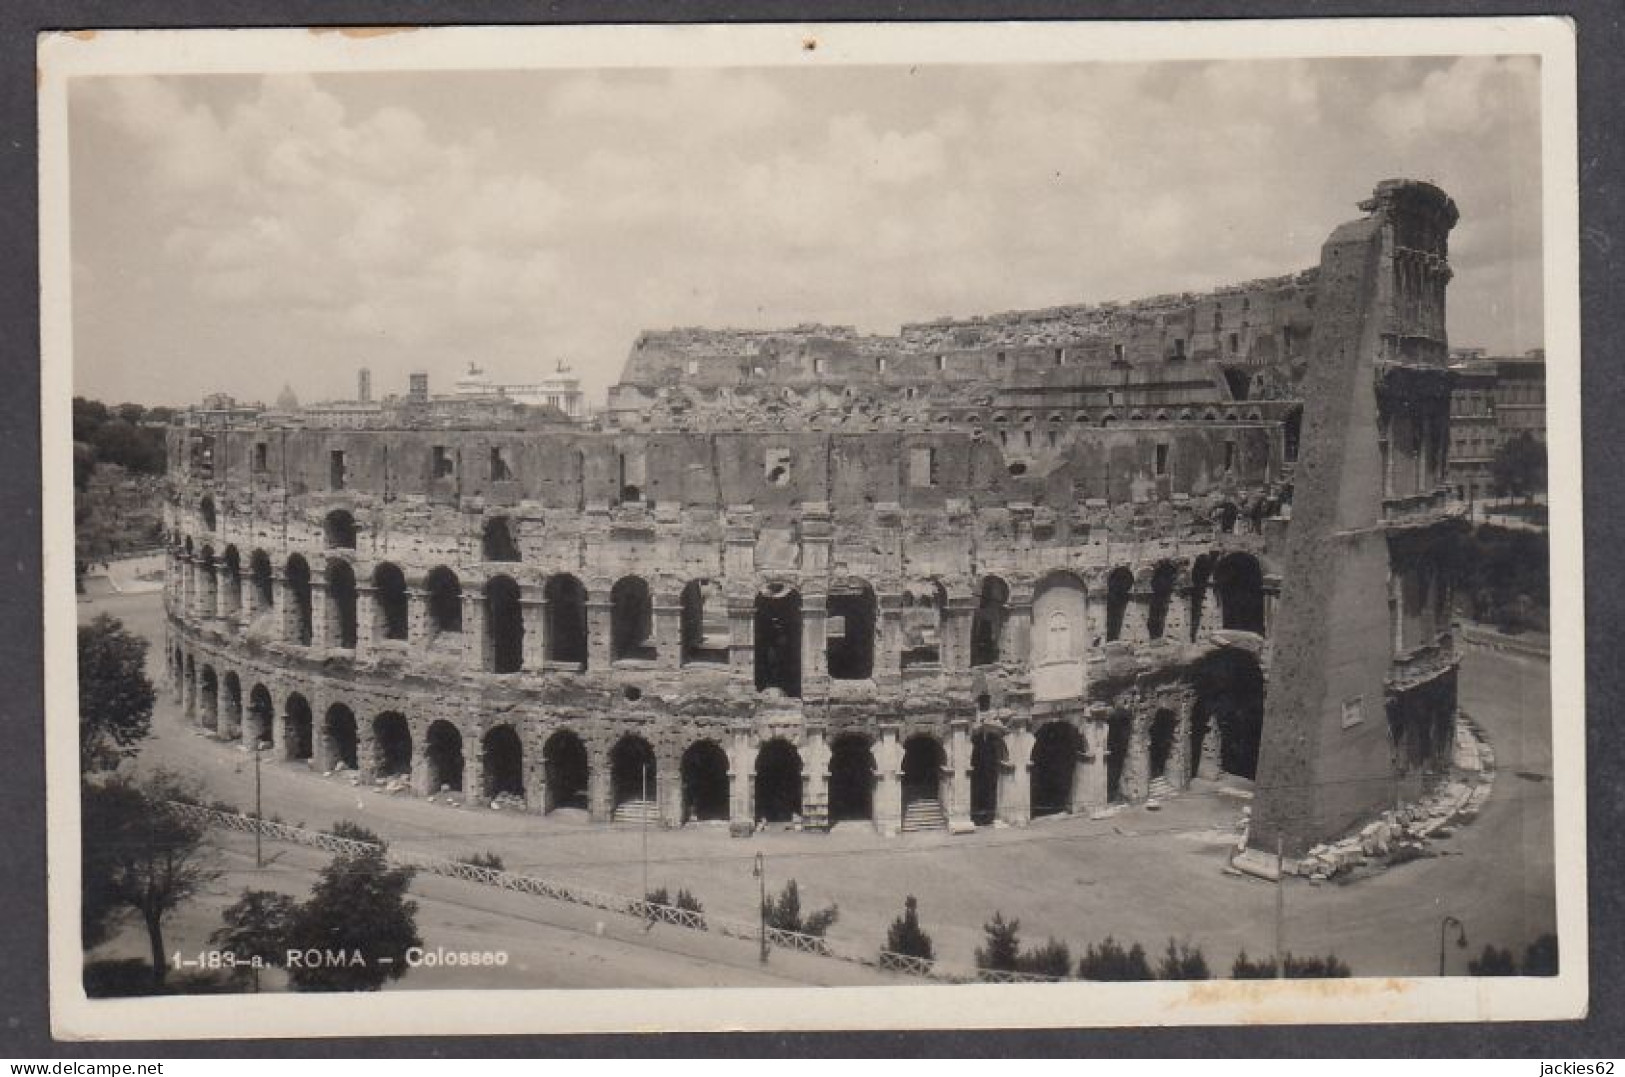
[
  {"x1": 1491, "y1": 432, "x2": 1546, "y2": 503},
  {"x1": 1468, "y1": 945, "x2": 1518, "y2": 976},
  {"x1": 284, "y1": 839, "x2": 421, "y2": 991},
  {"x1": 1077, "y1": 936, "x2": 1153, "y2": 981},
  {"x1": 211, "y1": 889, "x2": 299, "y2": 987},
  {"x1": 1522, "y1": 934, "x2": 1559, "y2": 976},
  {"x1": 762, "y1": 878, "x2": 838, "y2": 938},
  {"x1": 78, "y1": 615, "x2": 155, "y2": 772},
  {"x1": 1282, "y1": 953, "x2": 1352, "y2": 978},
  {"x1": 1231, "y1": 951, "x2": 1278, "y2": 979},
  {"x1": 1017, "y1": 937, "x2": 1073, "y2": 979},
  {"x1": 1157, "y1": 939, "x2": 1213, "y2": 980},
  {"x1": 975, "y1": 911, "x2": 1021, "y2": 972},
  {"x1": 80, "y1": 771, "x2": 220, "y2": 989},
  {"x1": 884, "y1": 895, "x2": 935, "y2": 963}
]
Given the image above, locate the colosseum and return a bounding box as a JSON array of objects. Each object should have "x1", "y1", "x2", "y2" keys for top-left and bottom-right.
[{"x1": 162, "y1": 179, "x2": 1464, "y2": 855}]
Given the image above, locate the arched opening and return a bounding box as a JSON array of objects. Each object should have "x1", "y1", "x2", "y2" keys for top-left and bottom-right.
[
  {"x1": 323, "y1": 704, "x2": 359, "y2": 772},
  {"x1": 1216, "y1": 502, "x2": 1239, "y2": 535},
  {"x1": 825, "y1": 579, "x2": 875, "y2": 680},
  {"x1": 827, "y1": 734, "x2": 876, "y2": 823},
  {"x1": 754, "y1": 585, "x2": 801, "y2": 697},
  {"x1": 425, "y1": 720, "x2": 464, "y2": 793},
  {"x1": 250, "y1": 549, "x2": 275, "y2": 611},
  {"x1": 1105, "y1": 711, "x2": 1132, "y2": 802},
  {"x1": 1030, "y1": 721, "x2": 1082, "y2": 818},
  {"x1": 1147, "y1": 562, "x2": 1178, "y2": 640},
  {"x1": 199, "y1": 495, "x2": 216, "y2": 532},
  {"x1": 198, "y1": 666, "x2": 218, "y2": 730},
  {"x1": 482, "y1": 724, "x2": 525, "y2": 801},
  {"x1": 484, "y1": 575, "x2": 524, "y2": 673},
  {"x1": 324, "y1": 509, "x2": 357, "y2": 550},
  {"x1": 1031, "y1": 572, "x2": 1088, "y2": 702},
  {"x1": 283, "y1": 694, "x2": 313, "y2": 763},
  {"x1": 371, "y1": 713, "x2": 413, "y2": 780},
  {"x1": 680, "y1": 579, "x2": 728, "y2": 665},
  {"x1": 971, "y1": 576, "x2": 1009, "y2": 666},
  {"x1": 544, "y1": 574, "x2": 588, "y2": 666},
  {"x1": 221, "y1": 546, "x2": 242, "y2": 616},
  {"x1": 1105, "y1": 567, "x2": 1134, "y2": 642},
  {"x1": 970, "y1": 729, "x2": 1005, "y2": 825},
  {"x1": 425, "y1": 566, "x2": 463, "y2": 636},
  {"x1": 373, "y1": 562, "x2": 409, "y2": 641},
  {"x1": 1188, "y1": 701, "x2": 1212, "y2": 781},
  {"x1": 899, "y1": 582, "x2": 946, "y2": 668},
  {"x1": 1150, "y1": 708, "x2": 1178, "y2": 782},
  {"x1": 198, "y1": 546, "x2": 218, "y2": 616},
  {"x1": 285, "y1": 554, "x2": 313, "y2": 645},
  {"x1": 610, "y1": 576, "x2": 655, "y2": 661},
  {"x1": 481, "y1": 516, "x2": 521, "y2": 562},
  {"x1": 754, "y1": 739, "x2": 803, "y2": 823},
  {"x1": 542, "y1": 730, "x2": 589, "y2": 813},
  {"x1": 1194, "y1": 651, "x2": 1265, "y2": 780},
  {"x1": 1188, "y1": 554, "x2": 1214, "y2": 641},
  {"x1": 680, "y1": 740, "x2": 730, "y2": 823},
  {"x1": 220, "y1": 672, "x2": 242, "y2": 739},
  {"x1": 326, "y1": 558, "x2": 358, "y2": 649},
  {"x1": 1283, "y1": 405, "x2": 1303, "y2": 464},
  {"x1": 1213, "y1": 552, "x2": 1266, "y2": 634},
  {"x1": 247, "y1": 685, "x2": 274, "y2": 748},
  {"x1": 900, "y1": 735, "x2": 946, "y2": 814},
  {"x1": 610, "y1": 735, "x2": 656, "y2": 816}
]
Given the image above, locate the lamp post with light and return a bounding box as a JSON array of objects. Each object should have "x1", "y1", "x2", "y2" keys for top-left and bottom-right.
[
  {"x1": 1439, "y1": 915, "x2": 1468, "y2": 976},
  {"x1": 753, "y1": 851, "x2": 768, "y2": 964}
]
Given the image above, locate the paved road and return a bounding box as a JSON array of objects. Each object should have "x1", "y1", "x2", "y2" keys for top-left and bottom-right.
[{"x1": 87, "y1": 590, "x2": 1557, "y2": 981}]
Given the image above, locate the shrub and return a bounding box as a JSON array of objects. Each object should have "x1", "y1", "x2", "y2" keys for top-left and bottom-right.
[
  {"x1": 1522, "y1": 934, "x2": 1559, "y2": 976},
  {"x1": 1078, "y1": 936, "x2": 1153, "y2": 981},
  {"x1": 1157, "y1": 939, "x2": 1213, "y2": 980},
  {"x1": 1283, "y1": 953, "x2": 1352, "y2": 978},
  {"x1": 763, "y1": 879, "x2": 837, "y2": 938},
  {"x1": 1468, "y1": 945, "x2": 1518, "y2": 976},
  {"x1": 1017, "y1": 938, "x2": 1073, "y2": 979},
  {"x1": 884, "y1": 896, "x2": 935, "y2": 963},
  {"x1": 975, "y1": 911, "x2": 1021, "y2": 972},
  {"x1": 459, "y1": 850, "x2": 506, "y2": 871},
  {"x1": 1231, "y1": 951, "x2": 1278, "y2": 979},
  {"x1": 326, "y1": 820, "x2": 383, "y2": 847}
]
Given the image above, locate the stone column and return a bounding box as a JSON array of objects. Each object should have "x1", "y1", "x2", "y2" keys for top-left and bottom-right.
[
  {"x1": 1263, "y1": 575, "x2": 1283, "y2": 639},
  {"x1": 727, "y1": 598, "x2": 756, "y2": 679},
  {"x1": 653, "y1": 594, "x2": 682, "y2": 672},
  {"x1": 521, "y1": 590, "x2": 548, "y2": 672},
  {"x1": 1123, "y1": 586, "x2": 1151, "y2": 643},
  {"x1": 275, "y1": 572, "x2": 297, "y2": 643},
  {"x1": 587, "y1": 744, "x2": 611, "y2": 822},
  {"x1": 800, "y1": 592, "x2": 828, "y2": 686},
  {"x1": 463, "y1": 731, "x2": 485, "y2": 802},
  {"x1": 407, "y1": 587, "x2": 431, "y2": 654},
  {"x1": 411, "y1": 732, "x2": 433, "y2": 796},
  {"x1": 728, "y1": 727, "x2": 754, "y2": 833},
  {"x1": 875, "y1": 723, "x2": 902, "y2": 834},
  {"x1": 1079, "y1": 719, "x2": 1108, "y2": 810},
  {"x1": 1007, "y1": 587, "x2": 1034, "y2": 663},
  {"x1": 876, "y1": 593, "x2": 904, "y2": 687},
  {"x1": 200, "y1": 563, "x2": 219, "y2": 620},
  {"x1": 944, "y1": 595, "x2": 975, "y2": 671},
  {"x1": 460, "y1": 592, "x2": 485, "y2": 671},
  {"x1": 659, "y1": 748, "x2": 682, "y2": 826},
  {"x1": 1005, "y1": 722, "x2": 1033, "y2": 824},
  {"x1": 353, "y1": 583, "x2": 374, "y2": 663},
  {"x1": 802, "y1": 731, "x2": 831, "y2": 830},
  {"x1": 586, "y1": 592, "x2": 613, "y2": 672},
  {"x1": 309, "y1": 580, "x2": 330, "y2": 652},
  {"x1": 1162, "y1": 572, "x2": 1191, "y2": 642},
  {"x1": 947, "y1": 718, "x2": 972, "y2": 829}
]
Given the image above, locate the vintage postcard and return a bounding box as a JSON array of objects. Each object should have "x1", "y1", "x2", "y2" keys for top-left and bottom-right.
[{"x1": 39, "y1": 19, "x2": 1585, "y2": 1039}]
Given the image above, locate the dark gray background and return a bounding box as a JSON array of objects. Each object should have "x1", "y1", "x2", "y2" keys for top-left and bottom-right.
[{"x1": 4, "y1": 0, "x2": 1618, "y2": 1057}]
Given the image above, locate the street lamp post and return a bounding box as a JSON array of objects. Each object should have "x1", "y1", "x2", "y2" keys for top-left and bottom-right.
[
  {"x1": 753, "y1": 851, "x2": 768, "y2": 964},
  {"x1": 1439, "y1": 915, "x2": 1468, "y2": 977},
  {"x1": 253, "y1": 740, "x2": 263, "y2": 869}
]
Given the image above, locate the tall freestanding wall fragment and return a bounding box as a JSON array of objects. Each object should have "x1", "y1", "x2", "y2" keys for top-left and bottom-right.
[{"x1": 1247, "y1": 180, "x2": 1465, "y2": 860}]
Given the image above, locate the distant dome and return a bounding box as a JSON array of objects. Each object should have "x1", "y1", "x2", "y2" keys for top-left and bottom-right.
[{"x1": 275, "y1": 384, "x2": 299, "y2": 410}]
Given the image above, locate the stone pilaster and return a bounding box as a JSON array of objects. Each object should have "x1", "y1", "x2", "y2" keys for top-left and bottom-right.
[{"x1": 875, "y1": 723, "x2": 902, "y2": 834}]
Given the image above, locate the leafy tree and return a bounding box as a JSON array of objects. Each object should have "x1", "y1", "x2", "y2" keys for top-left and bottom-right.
[
  {"x1": 762, "y1": 878, "x2": 838, "y2": 937},
  {"x1": 884, "y1": 895, "x2": 935, "y2": 963},
  {"x1": 1491, "y1": 432, "x2": 1546, "y2": 503},
  {"x1": 210, "y1": 889, "x2": 299, "y2": 986},
  {"x1": 1077, "y1": 936, "x2": 1154, "y2": 981},
  {"x1": 1522, "y1": 933, "x2": 1559, "y2": 976},
  {"x1": 975, "y1": 911, "x2": 1021, "y2": 972},
  {"x1": 326, "y1": 820, "x2": 383, "y2": 846},
  {"x1": 284, "y1": 840, "x2": 420, "y2": 992},
  {"x1": 80, "y1": 771, "x2": 220, "y2": 989},
  {"x1": 1157, "y1": 939, "x2": 1213, "y2": 980},
  {"x1": 1468, "y1": 945, "x2": 1518, "y2": 976},
  {"x1": 78, "y1": 615, "x2": 156, "y2": 772},
  {"x1": 1231, "y1": 951, "x2": 1279, "y2": 979},
  {"x1": 1017, "y1": 937, "x2": 1073, "y2": 979}
]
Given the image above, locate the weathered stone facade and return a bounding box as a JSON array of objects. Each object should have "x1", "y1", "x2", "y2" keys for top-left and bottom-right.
[{"x1": 162, "y1": 180, "x2": 1459, "y2": 842}]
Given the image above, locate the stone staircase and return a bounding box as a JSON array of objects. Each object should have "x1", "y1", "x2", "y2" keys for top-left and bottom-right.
[
  {"x1": 612, "y1": 799, "x2": 659, "y2": 824},
  {"x1": 900, "y1": 797, "x2": 948, "y2": 833}
]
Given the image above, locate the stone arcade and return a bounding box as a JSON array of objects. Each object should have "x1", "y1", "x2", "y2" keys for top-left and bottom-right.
[{"x1": 162, "y1": 180, "x2": 1462, "y2": 846}]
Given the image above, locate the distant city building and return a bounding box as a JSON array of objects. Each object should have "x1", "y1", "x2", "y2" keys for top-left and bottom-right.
[
  {"x1": 275, "y1": 384, "x2": 299, "y2": 411},
  {"x1": 358, "y1": 367, "x2": 372, "y2": 404},
  {"x1": 1446, "y1": 347, "x2": 1547, "y2": 502},
  {"x1": 408, "y1": 371, "x2": 429, "y2": 403},
  {"x1": 451, "y1": 360, "x2": 586, "y2": 419},
  {"x1": 183, "y1": 393, "x2": 263, "y2": 429}
]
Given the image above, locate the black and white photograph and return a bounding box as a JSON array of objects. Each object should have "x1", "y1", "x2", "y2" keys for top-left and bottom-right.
[{"x1": 38, "y1": 20, "x2": 1585, "y2": 1039}]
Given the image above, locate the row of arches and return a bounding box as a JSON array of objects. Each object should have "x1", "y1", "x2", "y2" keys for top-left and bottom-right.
[{"x1": 173, "y1": 544, "x2": 1267, "y2": 690}]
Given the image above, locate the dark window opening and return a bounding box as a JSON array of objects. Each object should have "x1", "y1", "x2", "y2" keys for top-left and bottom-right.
[
  {"x1": 970, "y1": 731, "x2": 1004, "y2": 825},
  {"x1": 610, "y1": 735, "x2": 656, "y2": 812},
  {"x1": 1105, "y1": 712, "x2": 1132, "y2": 802},
  {"x1": 754, "y1": 739, "x2": 804, "y2": 823},
  {"x1": 1155, "y1": 443, "x2": 1169, "y2": 476},
  {"x1": 971, "y1": 576, "x2": 1009, "y2": 666},
  {"x1": 286, "y1": 555, "x2": 313, "y2": 646},
  {"x1": 1213, "y1": 552, "x2": 1265, "y2": 634},
  {"x1": 900, "y1": 584, "x2": 944, "y2": 668},
  {"x1": 324, "y1": 509, "x2": 357, "y2": 550},
  {"x1": 251, "y1": 550, "x2": 275, "y2": 610},
  {"x1": 329, "y1": 450, "x2": 347, "y2": 491},
  {"x1": 754, "y1": 586, "x2": 802, "y2": 697},
  {"x1": 901, "y1": 736, "x2": 946, "y2": 814},
  {"x1": 544, "y1": 574, "x2": 588, "y2": 666},
  {"x1": 826, "y1": 580, "x2": 876, "y2": 680},
  {"x1": 543, "y1": 731, "x2": 589, "y2": 813},
  {"x1": 828, "y1": 735, "x2": 876, "y2": 822},
  {"x1": 485, "y1": 575, "x2": 524, "y2": 674},
  {"x1": 199, "y1": 496, "x2": 216, "y2": 532},
  {"x1": 323, "y1": 705, "x2": 359, "y2": 772},
  {"x1": 489, "y1": 446, "x2": 515, "y2": 482},
  {"x1": 371, "y1": 713, "x2": 413, "y2": 780},
  {"x1": 373, "y1": 563, "x2": 409, "y2": 641},
  {"x1": 432, "y1": 445, "x2": 455, "y2": 479},
  {"x1": 1147, "y1": 562, "x2": 1178, "y2": 640},
  {"x1": 681, "y1": 740, "x2": 730, "y2": 823},
  {"x1": 283, "y1": 695, "x2": 314, "y2": 763},
  {"x1": 326, "y1": 559, "x2": 357, "y2": 649},
  {"x1": 482, "y1": 725, "x2": 525, "y2": 800},
  {"x1": 680, "y1": 579, "x2": 729, "y2": 664},
  {"x1": 425, "y1": 566, "x2": 464, "y2": 635},
  {"x1": 1150, "y1": 709, "x2": 1178, "y2": 781},
  {"x1": 482, "y1": 516, "x2": 521, "y2": 562},
  {"x1": 425, "y1": 721, "x2": 464, "y2": 793},
  {"x1": 1105, "y1": 567, "x2": 1134, "y2": 642},
  {"x1": 611, "y1": 576, "x2": 656, "y2": 661},
  {"x1": 1030, "y1": 722, "x2": 1081, "y2": 817},
  {"x1": 253, "y1": 443, "x2": 269, "y2": 473}
]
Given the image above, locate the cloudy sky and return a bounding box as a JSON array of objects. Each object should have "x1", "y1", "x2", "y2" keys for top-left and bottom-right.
[{"x1": 67, "y1": 55, "x2": 1543, "y2": 408}]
